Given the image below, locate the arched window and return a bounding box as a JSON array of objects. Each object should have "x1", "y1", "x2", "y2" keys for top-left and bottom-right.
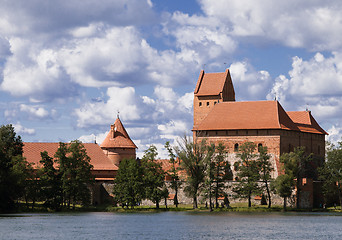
[
  {"x1": 207, "y1": 102, "x2": 209, "y2": 106},
  {"x1": 199, "y1": 102, "x2": 202, "y2": 106},
  {"x1": 258, "y1": 143, "x2": 263, "y2": 152},
  {"x1": 234, "y1": 143, "x2": 239, "y2": 152}
]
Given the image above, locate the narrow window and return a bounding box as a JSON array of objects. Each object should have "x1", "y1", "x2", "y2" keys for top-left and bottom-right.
[
  {"x1": 207, "y1": 102, "x2": 209, "y2": 106},
  {"x1": 234, "y1": 143, "x2": 239, "y2": 152},
  {"x1": 214, "y1": 101, "x2": 217, "y2": 105},
  {"x1": 199, "y1": 102, "x2": 202, "y2": 106}
]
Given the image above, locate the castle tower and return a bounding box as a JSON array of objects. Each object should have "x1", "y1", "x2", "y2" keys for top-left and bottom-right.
[
  {"x1": 193, "y1": 69, "x2": 235, "y2": 129},
  {"x1": 100, "y1": 117, "x2": 137, "y2": 167}
]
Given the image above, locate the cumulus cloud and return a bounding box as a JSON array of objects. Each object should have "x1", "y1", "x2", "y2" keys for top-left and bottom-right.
[
  {"x1": 268, "y1": 53, "x2": 342, "y2": 119},
  {"x1": 13, "y1": 122, "x2": 35, "y2": 136},
  {"x1": 199, "y1": 0, "x2": 342, "y2": 51},
  {"x1": 229, "y1": 61, "x2": 272, "y2": 100}
]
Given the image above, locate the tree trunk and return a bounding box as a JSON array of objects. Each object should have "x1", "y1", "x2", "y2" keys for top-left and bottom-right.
[
  {"x1": 338, "y1": 183, "x2": 342, "y2": 209},
  {"x1": 156, "y1": 200, "x2": 159, "y2": 209},
  {"x1": 174, "y1": 191, "x2": 178, "y2": 208},
  {"x1": 283, "y1": 197, "x2": 287, "y2": 211},
  {"x1": 193, "y1": 194, "x2": 198, "y2": 209},
  {"x1": 248, "y1": 190, "x2": 251, "y2": 207},
  {"x1": 296, "y1": 178, "x2": 300, "y2": 209},
  {"x1": 215, "y1": 180, "x2": 219, "y2": 209},
  {"x1": 266, "y1": 181, "x2": 271, "y2": 208}
]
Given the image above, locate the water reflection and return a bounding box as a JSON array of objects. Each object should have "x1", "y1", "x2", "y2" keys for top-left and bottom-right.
[{"x1": 0, "y1": 212, "x2": 341, "y2": 240}]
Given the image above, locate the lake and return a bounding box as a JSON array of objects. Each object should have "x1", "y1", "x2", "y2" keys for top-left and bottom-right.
[{"x1": 1, "y1": 211, "x2": 341, "y2": 239}]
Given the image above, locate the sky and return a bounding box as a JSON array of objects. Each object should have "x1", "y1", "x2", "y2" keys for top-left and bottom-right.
[{"x1": 1, "y1": 0, "x2": 342, "y2": 158}]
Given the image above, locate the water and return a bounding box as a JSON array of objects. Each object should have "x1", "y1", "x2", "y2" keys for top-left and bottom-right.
[{"x1": 1, "y1": 211, "x2": 341, "y2": 240}]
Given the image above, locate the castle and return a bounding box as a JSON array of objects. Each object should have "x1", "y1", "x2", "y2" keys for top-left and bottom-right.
[
  {"x1": 22, "y1": 69, "x2": 327, "y2": 207},
  {"x1": 192, "y1": 69, "x2": 327, "y2": 207}
]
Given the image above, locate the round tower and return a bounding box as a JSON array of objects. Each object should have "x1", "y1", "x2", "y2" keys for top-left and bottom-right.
[{"x1": 100, "y1": 117, "x2": 137, "y2": 166}]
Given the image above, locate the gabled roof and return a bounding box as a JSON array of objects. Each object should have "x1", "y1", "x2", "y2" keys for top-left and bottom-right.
[
  {"x1": 100, "y1": 117, "x2": 137, "y2": 149},
  {"x1": 23, "y1": 142, "x2": 118, "y2": 171},
  {"x1": 194, "y1": 69, "x2": 230, "y2": 96},
  {"x1": 193, "y1": 100, "x2": 300, "y2": 131},
  {"x1": 287, "y1": 111, "x2": 328, "y2": 135}
]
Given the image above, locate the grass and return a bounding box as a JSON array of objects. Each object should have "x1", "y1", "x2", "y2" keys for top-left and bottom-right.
[{"x1": 11, "y1": 201, "x2": 342, "y2": 214}]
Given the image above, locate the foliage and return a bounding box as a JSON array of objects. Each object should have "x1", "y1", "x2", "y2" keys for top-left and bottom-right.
[
  {"x1": 257, "y1": 146, "x2": 273, "y2": 208},
  {"x1": 165, "y1": 141, "x2": 182, "y2": 207},
  {"x1": 279, "y1": 146, "x2": 311, "y2": 208},
  {"x1": 319, "y1": 141, "x2": 342, "y2": 207},
  {"x1": 233, "y1": 142, "x2": 261, "y2": 207},
  {"x1": 272, "y1": 174, "x2": 294, "y2": 210},
  {"x1": 212, "y1": 143, "x2": 232, "y2": 209},
  {"x1": 142, "y1": 145, "x2": 167, "y2": 209},
  {"x1": 0, "y1": 124, "x2": 24, "y2": 212},
  {"x1": 39, "y1": 151, "x2": 62, "y2": 210},
  {"x1": 55, "y1": 140, "x2": 94, "y2": 209},
  {"x1": 113, "y1": 158, "x2": 145, "y2": 208},
  {"x1": 175, "y1": 136, "x2": 211, "y2": 209}
]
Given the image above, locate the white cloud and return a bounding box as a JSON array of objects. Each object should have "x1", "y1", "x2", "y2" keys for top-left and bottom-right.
[
  {"x1": 199, "y1": 0, "x2": 342, "y2": 51},
  {"x1": 327, "y1": 125, "x2": 342, "y2": 145},
  {"x1": 13, "y1": 122, "x2": 35, "y2": 136},
  {"x1": 78, "y1": 131, "x2": 108, "y2": 145},
  {"x1": 230, "y1": 61, "x2": 272, "y2": 100},
  {"x1": 19, "y1": 104, "x2": 50, "y2": 119},
  {"x1": 75, "y1": 86, "x2": 141, "y2": 128}
]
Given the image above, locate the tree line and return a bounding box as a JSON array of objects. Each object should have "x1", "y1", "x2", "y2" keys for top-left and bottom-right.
[
  {"x1": 114, "y1": 136, "x2": 342, "y2": 210},
  {"x1": 0, "y1": 124, "x2": 94, "y2": 213}
]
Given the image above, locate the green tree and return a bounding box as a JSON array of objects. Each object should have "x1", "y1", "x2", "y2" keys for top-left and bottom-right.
[
  {"x1": 213, "y1": 143, "x2": 233, "y2": 209},
  {"x1": 39, "y1": 151, "x2": 62, "y2": 210},
  {"x1": 165, "y1": 141, "x2": 182, "y2": 207},
  {"x1": 142, "y1": 145, "x2": 167, "y2": 209},
  {"x1": 0, "y1": 124, "x2": 24, "y2": 212},
  {"x1": 113, "y1": 158, "x2": 145, "y2": 208},
  {"x1": 55, "y1": 141, "x2": 94, "y2": 209},
  {"x1": 258, "y1": 146, "x2": 273, "y2": 208},
  {"x1": 272, "y1": 173, "x2": 294, "y2": 211},
  {"x1": 319, "y1": 141, "x2": 342, "y2": 207},
  {"x1": 233, "y1": 142, "x2": 260, "y2": 207},
  {"x1": 175, "y1": 136, "x2": 209, "y2": 209},
  {"x1": 280, "y1": 147, "x2": 311, "y2": 209},
  {"x1": 11, "y1": 155, "x2": 37, "y2": 209}
]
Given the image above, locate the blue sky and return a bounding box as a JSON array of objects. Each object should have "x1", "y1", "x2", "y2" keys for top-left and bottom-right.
[{"x1": 1, "y1": 0, "x2": 342, "y2": 158}]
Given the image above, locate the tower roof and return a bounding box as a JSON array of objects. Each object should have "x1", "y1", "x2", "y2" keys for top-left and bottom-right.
[
  {"x1": 287, "y1": 111, "x2": 328, "y2": 135},
  {"x1": 100, "y1": 117, "x2": 137, "y2": 149},
  {"x1": 194, "y1": 69, "x2": 233, "y2": 96}
]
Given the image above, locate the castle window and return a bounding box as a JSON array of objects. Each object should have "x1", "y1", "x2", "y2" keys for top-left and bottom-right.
[
  {"x1": 199, "y1": 102, "x2": 202, "y2": 107},
  {"x1": 214, "y1": 101, "x2": 217, "y2": 105},
  {"x1": 234, "y1": 143, "x2": 239, "y2": 152},
  {"x1": 258, "y1": 143, "x2": 263, "y2": 152},
  {"x1": 207, "y1": 102, "x2": 209, "y2": 106}
]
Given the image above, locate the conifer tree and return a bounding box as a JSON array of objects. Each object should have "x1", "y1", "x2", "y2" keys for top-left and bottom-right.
[
  {"x1": 39, "y1": 151, "x2": 62, "y2": 210},
  {"x1": 233, "y1": 142, "x2": 260, "y2": 207},
  {"x1": 213, "y1": 143, "x2": 233, "y2": 209},
  {"x1": 0, "y1": 124, "x2": 24, "y2": 212}
]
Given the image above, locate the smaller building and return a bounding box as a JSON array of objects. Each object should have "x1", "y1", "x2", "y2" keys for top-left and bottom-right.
[{"x1": 100, "y1": 117, "x2": 137, "y2": 167}]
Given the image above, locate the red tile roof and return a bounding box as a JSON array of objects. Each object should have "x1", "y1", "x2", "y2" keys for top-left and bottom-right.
[
  {"x1": 194, "y1": 69, "x2": 230, "y2": 96},
  {"x1": 23, "y1": 142, "x2": 118, "y2": 171},
  {"x1": 100, "y1": 117, "x2": 137, "y2": 149},
  {"x1": 287, "y1": 111, "x2": 327, "y2": 135},
  {"x1": 194, "y1": 100, "x2": 300, "y2": 131}
]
